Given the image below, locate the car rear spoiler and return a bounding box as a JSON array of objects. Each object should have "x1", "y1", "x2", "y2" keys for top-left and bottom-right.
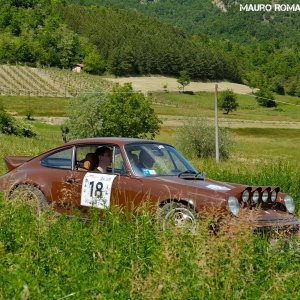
[{"x1": 4, "y1": 156, "x2": 33, "y2": 171}]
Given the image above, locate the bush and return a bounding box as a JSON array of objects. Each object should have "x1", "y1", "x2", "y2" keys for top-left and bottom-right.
[
  {"x1": 175, "y1": 117, "x2": 232, "y2": 160},
  {"x1": 25, "y1": 109, "x2": 34, "y2": 121},
  {"x1": 0, "y1": 105, "x2": 37, "y2": 137},
  {"x1": 255, "y1": 88, "x2": 277, "y2": 107}
]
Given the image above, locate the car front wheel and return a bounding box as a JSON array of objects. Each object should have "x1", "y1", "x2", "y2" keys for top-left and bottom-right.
[
  {"x1": 159, "y1": 202, "x2": 198, "y2": 233},
  {"x1": 9, "y1": 184, "x2": 49, "y2": 213}
]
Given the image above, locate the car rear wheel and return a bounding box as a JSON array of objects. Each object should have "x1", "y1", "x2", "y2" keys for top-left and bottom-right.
[
  {"x1": 159, "y1": 202, "x2": 198, "y2": 233},
  {"x1": 9, "y1": 184, "x2": 49, "y2": 213}
]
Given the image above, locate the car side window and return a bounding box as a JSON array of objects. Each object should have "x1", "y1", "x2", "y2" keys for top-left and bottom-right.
[
  {"x1": 74, "y1": 145, "x2": 126, "y2": 174},
  {"x1": 41, "y1": 148, "x2": 73, "y2": 170},
  {"x1": 75, "y1": 146, "x2": 99, "y2": 171}
]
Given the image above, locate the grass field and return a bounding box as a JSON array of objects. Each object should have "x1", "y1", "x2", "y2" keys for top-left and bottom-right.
[
  {"x1": 1, "y1": 90, "x2": 300, "y2": 299},
  {"x1": 0, "y1": 96, "x2": 68, "y2": 117},
  {"x1": 153, "y1": 91, "x2": 300, "y2": 121},
  {"x1": 2, "y1": 91, "x2": 300, "y2": 122}
]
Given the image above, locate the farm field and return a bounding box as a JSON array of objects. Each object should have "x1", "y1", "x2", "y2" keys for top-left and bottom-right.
[
  {"x1": 0, "y1": 65, "x2": 111, "y2": 97},
  {"x1": 106, "y1": 75, "x2": 254, "y2": 94}
]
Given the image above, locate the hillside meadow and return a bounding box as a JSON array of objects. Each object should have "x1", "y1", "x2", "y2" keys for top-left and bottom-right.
[
  {"x1": 2, "y1": 90, "x2": 300, "y2": 120},
  {"x1": 1, "y1": 93, "x2": 300, "y2": 299}
]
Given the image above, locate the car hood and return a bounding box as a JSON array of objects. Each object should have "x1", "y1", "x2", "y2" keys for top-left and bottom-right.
[{"x1": 141, "y1": 175, "x2": 243, "y2": 195}]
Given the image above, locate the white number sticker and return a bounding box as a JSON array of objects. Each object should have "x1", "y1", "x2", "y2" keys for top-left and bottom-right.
[
  {"x1": 206, "y1": 184, "x2": 230, "y2": 191},
  {"x1": 81, "y1": 173, "x2": 116, "y2": 209}
]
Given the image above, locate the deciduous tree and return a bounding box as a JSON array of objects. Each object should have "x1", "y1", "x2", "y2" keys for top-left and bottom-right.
[
  {"x1": 102, "y1": 83, "x2": 161, "y2": 139},
  {"x1": 65, "y1": 89, "x2": 106, "y2": 139},
  {"x1": 177, "y1": 70, "x2": 190, "y2": 92},
  {"x1": 219, "y1": 89, "x2": 238, "y2": 114}
]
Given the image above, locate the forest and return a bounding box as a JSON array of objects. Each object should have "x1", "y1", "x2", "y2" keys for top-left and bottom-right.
[
  {"x1": 0, "y1": 0, "x2": 240, "y2": 82},
  {"x1": 71, "y1": 0, "x2": 300, "y2": 96},
  {"x1": 74, "y1": 0, "x2": 300, "y2": 46},
  {"x1": 0, "y1": 0, "x2": 299, "y2": 95}
]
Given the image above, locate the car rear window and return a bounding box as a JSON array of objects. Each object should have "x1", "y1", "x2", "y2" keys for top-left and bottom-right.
[{"x1": 41, "y1": 148, "x2": 73, "y2": 169}]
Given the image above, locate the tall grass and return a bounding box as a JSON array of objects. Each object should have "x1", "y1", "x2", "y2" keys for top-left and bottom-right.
[
  {"x1": 192, "y1": 159, "x2": 300, "y2": 208},
  {"x1": 1, "y1": 121, "x2": 300, "y2": 298},
  {"x1": 0, "y1": 197, "x2": 300, "y2": 299}
]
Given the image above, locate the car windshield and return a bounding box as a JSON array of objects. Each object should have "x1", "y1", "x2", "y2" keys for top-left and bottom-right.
[{"x1": 125, "y1": 143, "x2": 198, "y2": 177}]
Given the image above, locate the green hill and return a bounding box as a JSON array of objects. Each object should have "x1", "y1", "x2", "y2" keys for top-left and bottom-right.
[
  {"x1": 0, "y1": 0, "x2": 299, "y2": 95},
  {"x1": 69, "y1": 0, "x2": 300, "y2": 95},
  {"x1": 73, "y1": 0, "x2": 300, "y2": 46},
  {"x1": 0, "y1": 1, "x2": 240, "y2": 82}
]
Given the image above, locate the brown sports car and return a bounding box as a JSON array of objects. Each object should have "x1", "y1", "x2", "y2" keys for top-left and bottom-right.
[{"x1": 0, "y1": 137, "x2": 299, "y2": 232}]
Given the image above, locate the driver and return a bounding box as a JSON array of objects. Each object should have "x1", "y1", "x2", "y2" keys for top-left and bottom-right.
[{"x1": 94, "y1": 146, "x2": 112, "y2": 173}]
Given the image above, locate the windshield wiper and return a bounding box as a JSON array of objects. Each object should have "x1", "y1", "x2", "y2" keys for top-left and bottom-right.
[
  {"x1": 178, "y1": 170, "x2": 196, "y2": 177},
  {"x1": 178, "y1": 170, "x2": 205, "y2": 180}
]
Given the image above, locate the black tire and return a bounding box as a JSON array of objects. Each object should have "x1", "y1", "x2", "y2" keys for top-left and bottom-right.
[
  {"x1": 9, "y1": 184, "x2": 49, "y2": 213},
  {"x1": 159, "y1": 202, "x2": 198, "y2": 233}
]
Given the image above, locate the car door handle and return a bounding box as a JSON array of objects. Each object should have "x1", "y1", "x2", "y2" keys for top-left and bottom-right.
[{"x1": 65, "y1": 177, "x2": 81, "y2": 184}]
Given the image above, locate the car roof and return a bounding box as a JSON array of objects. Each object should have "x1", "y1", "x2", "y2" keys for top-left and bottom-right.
[{"x1": 64, "y1": 137, "x2": 170, "y2": 147}]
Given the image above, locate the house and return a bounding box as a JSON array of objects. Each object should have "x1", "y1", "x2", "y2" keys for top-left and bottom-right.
[{"x1": 71, "y1": 64, "x2": 84, "y2": 73}]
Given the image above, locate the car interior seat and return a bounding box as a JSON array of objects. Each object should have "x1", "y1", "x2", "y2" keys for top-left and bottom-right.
[
  {"x1": 83, "y1": 153, "x2": 98, "y2": 171},
  {"x1": 129, "y1": 153, "x2": 139, "y2": 165}
]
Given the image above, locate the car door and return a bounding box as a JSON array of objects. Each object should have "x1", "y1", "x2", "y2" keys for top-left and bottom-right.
[
  {"x1": 78, "y1": 145, "x2": 143, "y2": 212},
  {"x1": 40, "y1": 146, "x2": 84, "y2": 211}
]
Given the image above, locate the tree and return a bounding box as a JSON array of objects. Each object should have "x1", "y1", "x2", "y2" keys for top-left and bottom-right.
[
  {"x1": 219, "y1": 89, "x2": 238, "y2": 114},
  {"x1": 255, "y1": 87, "x2": 277, "y2": 107},
  {"x1": 285, "y1": 77, "x2": 298, "y2": 96},
  {"x1": 271, "y1": 75, "x2": 285, "y2": 95},
  {"x1": 83, "y1": 50, "x2": 106, "y2": 75},
  {"x1": 102, "y1": 83, "x2": 161, "y2": 139},
  {"x1": 65, "y1": 89, "x2": 106, "y2": 140},
  {"x1": 177, "y1": 70, "x2": 190, "y2": 92}
]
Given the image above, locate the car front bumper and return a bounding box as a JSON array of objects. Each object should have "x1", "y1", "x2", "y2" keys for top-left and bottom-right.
[{"x1": 252, "y1": 210, "x2": 300, "y2": 235}]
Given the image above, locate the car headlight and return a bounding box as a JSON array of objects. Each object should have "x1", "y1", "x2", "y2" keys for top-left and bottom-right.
[
  {"x1": 242, "y1": 190, "x2": 250, "y2": 203},
  {"x1": 271, "y1": 190, "x2": 277, "y2": 202},
  {"x1": 252, "y1": 190, "x2": 260, "y2": 203},
  {"x1": 228, "y1": 196, "x2": 240, "y2": 216},
  {"x1": 262, "y1": 190, "x2": 269, "y2": 202},
  {"x1": 284, "y1": 194, "x2": 295, "y2": 214}
]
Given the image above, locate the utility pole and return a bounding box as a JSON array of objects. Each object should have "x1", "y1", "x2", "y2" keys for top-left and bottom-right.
[{"x1": 214, "y1": 83, "x2": 220, "y2": 163}]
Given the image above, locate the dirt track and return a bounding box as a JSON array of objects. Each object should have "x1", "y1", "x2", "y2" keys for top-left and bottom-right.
[
  {"x1": 34, "y1": 116, "x2": 300, "y2": 129},
  {"x1": 161, "y1": 116, "x2": 300, "y2": 129},
  {"x1": 105, "y1": 76, "x2": 254, "y2": 95}
]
